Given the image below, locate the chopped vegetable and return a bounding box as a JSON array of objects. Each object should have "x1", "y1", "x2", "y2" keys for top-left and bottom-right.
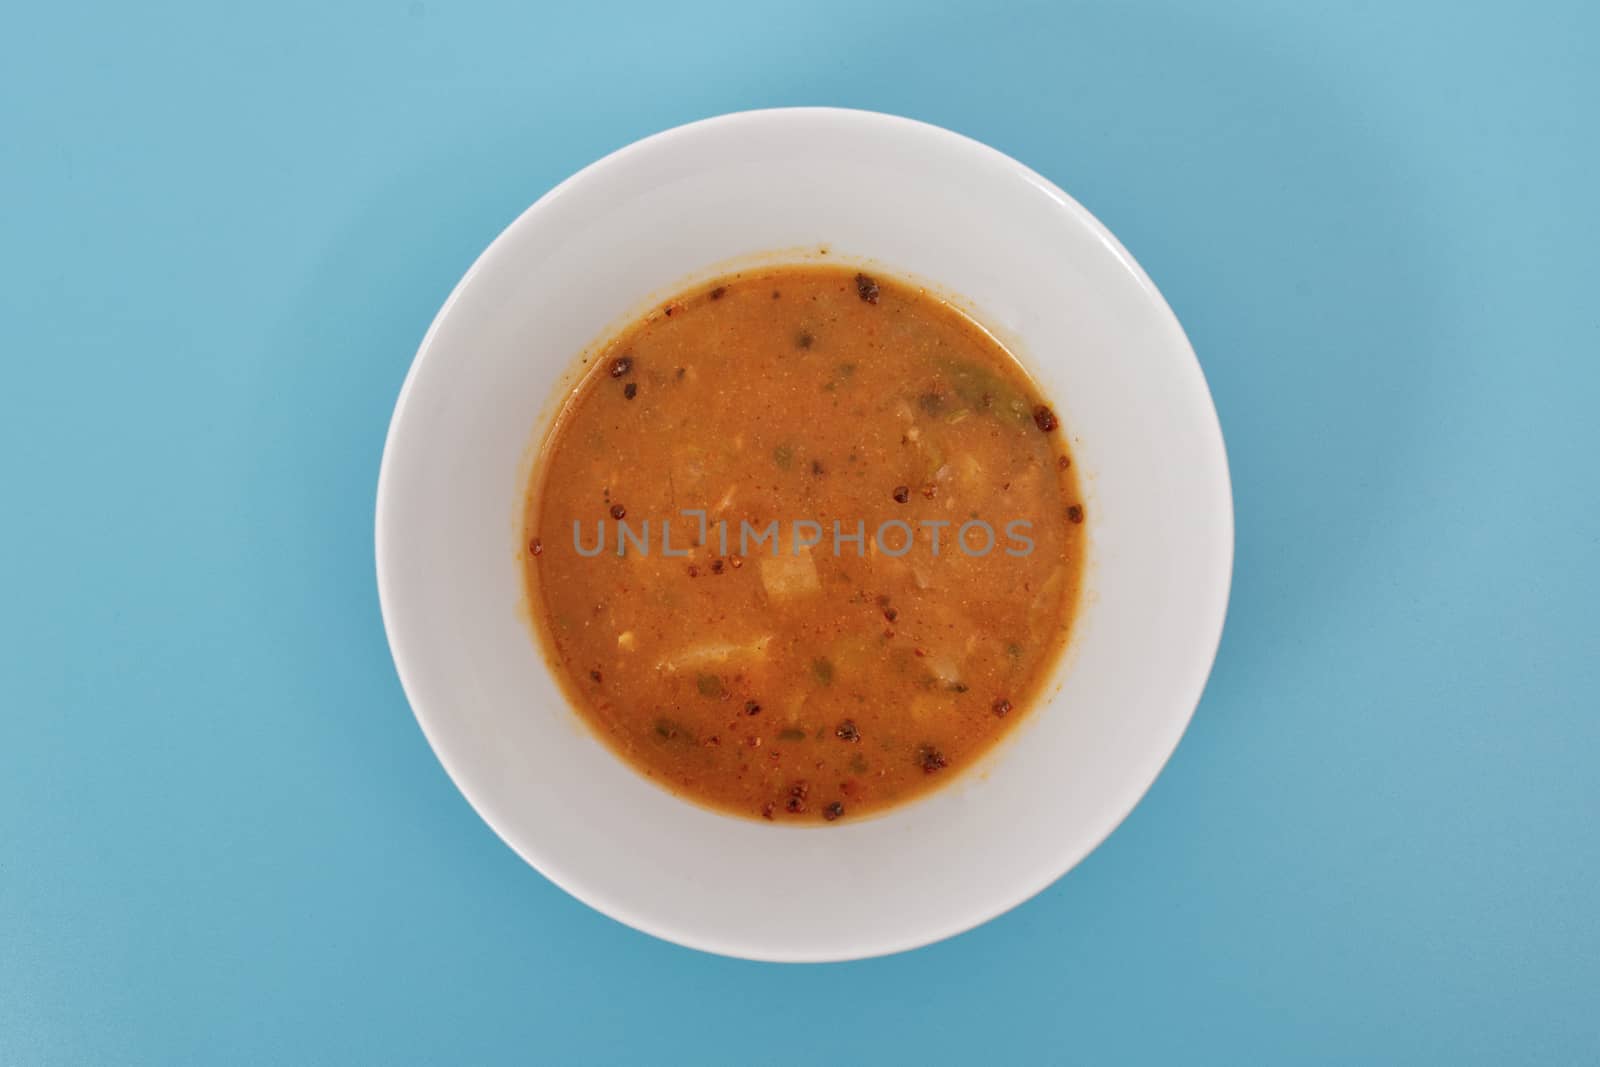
[
  {"x1": 653, "y1": 717, "x2": 691, "y2": 741},
  {"x1": 759, "y1": 547, "x2": 821, "y2": 602},
  {"x1": 657, "y1": 635, "x2": 772, "y2": 672}
]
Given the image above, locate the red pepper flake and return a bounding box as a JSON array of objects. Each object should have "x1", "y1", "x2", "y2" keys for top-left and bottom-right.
[
  {"x1": 623, "y1": 382, "x2": 637, "y2": 400},
  {"x1": 687, "y1": 564, "x2": 699, "y2": 578},
  {"x1": 883, "y1": 607, "x2": 898, "y2": 622},
  {"x1": 918, "y1": 745, "x2": 948, "y2": 773},
  {"x1": 761, "y1": 802, "x2": 775, "y2": 820},
  {"x1": 744, "y1": 700, "x2": 761, "y2": 715},
  {"x1": 1057, "y1": 455, "x2": 1071, "y2": 470},
  {"x1": 992, "y1": 697, "x2": 1013, "y2": 717},
  {"x1": 823, "y1": 801, "x2": 845, "y2": 821},
  {"x1": 785, "y1": 780, "x2": 809, "y2": 813},
  {"x1": 1067, "y1": 504, "x2": 1085, "y2": 524},
  {"x1": 835, "y1": 720, "x2": 860, "y2": 742},
  {"x1": 609, "y1": 504, "x2": 626, "y2": 520},
  {"x1": 796, "y1": 330, "x2": 814, "y2": 350},
  {"x1": 855, "y1": 272, "x2": 880, "y2": 304},
  {"x1": 729, "y1": 555, "x2": 743, "y2": 570},
  {"x1": 588, "y1": 668, "x2": 602, "y2": 683},
  {"x1": 811, "y1": 459, "x2": 825, "y2": 476},
  {"x1": 710, "y1": 286, "x2": 726, "y2": 300},
  {"x1": 710, "y1": 559, "x2": 725, "y2": 575},
  {"x1": 921, "y1": 483, "x2": 937, "y2": 500},
  {"x1": 528, "y1": 537, "x2": 543, "y2": 556},
  {"x1": 1033, "y1": 405, "x2": 1058, "y2": 432},
  {"x1": 892, "y1": 485, "x2": 910, "y2": 504},
  {"x1": 913, "y1": 647, "x2": 927, "y2": 658},
  {"x1": 608, "y1": 355, "x2": 632, "y2": 378}
]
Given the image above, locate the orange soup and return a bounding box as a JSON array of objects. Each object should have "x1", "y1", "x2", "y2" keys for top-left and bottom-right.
[{"x1": 524, "y1": 265, "x2": 1085, "y2": 822}]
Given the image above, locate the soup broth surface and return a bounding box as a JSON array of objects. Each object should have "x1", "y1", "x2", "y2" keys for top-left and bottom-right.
[{"x1": 526, "y1": 265, "x2": 1085, "y2": 822}]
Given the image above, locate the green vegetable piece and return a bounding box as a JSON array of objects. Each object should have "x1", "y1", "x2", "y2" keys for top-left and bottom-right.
[{"x1": 653, "y1": 717, "x2": 690, "y2": 742}]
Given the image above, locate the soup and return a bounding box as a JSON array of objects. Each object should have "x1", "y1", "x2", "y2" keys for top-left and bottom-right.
[{"x1": 524, "y1": 265, "x2": 1085, "y2": 822}]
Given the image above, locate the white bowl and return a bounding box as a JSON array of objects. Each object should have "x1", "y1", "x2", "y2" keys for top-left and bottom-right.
[{"x1": 375, "y1": 108, "x2": 1232, "y2": 962}]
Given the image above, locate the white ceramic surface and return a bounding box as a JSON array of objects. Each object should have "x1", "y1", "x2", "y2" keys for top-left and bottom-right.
[{"x1": 375, "y1": 108, "x2": 1233, "y2": 962}]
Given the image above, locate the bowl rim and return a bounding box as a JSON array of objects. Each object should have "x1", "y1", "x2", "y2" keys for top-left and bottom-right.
[{"x1": 375, "y1": 106, "x2": 1234, "y2": 961}]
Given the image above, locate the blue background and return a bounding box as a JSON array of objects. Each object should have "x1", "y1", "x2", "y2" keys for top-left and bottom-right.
[{"x1": 3, "y1": 0, "x2": 1596, "y2": 1062}]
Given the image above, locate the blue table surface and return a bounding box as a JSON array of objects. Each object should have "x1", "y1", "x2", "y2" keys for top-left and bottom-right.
[{"x1": 4, "y1": 0, "x2": 1596, "y2": 1062}]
